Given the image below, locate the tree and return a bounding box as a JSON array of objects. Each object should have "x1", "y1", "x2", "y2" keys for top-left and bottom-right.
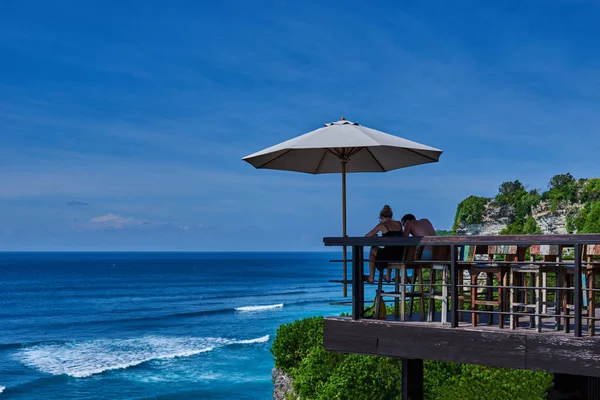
[
  {"x1": 581, "y1": 202, "x2": 600, "y2": 234},
  {"x1": 545, "y1": 173, "x2": 579, "y2": 207},
  {"x1": 496, "y1": 180, "x2": 526, "y2": 205},
  {"x1": 549, "y1": 173, "x2": 575, "y2": 191}
]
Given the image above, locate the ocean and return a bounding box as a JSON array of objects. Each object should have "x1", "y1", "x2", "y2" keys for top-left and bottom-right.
[{"x1": 0, "y1": 252, "x2": 356, "y2": 399}]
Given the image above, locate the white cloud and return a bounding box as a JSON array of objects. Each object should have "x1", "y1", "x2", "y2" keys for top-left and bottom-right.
[
  {"x1": 89, "y1": 213, "x2": 137, "y2": 229},
  {"x1": 88, "y1": 213, "x2": 202, "y2": 231}
]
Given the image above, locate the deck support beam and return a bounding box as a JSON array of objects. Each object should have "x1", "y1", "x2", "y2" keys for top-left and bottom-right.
[
  {"x1": 547, "y1": 373, "x2": 600, "y2": 399},
  {"x1": 402, "y1": 359, "x2": 423, "y2": 400}
]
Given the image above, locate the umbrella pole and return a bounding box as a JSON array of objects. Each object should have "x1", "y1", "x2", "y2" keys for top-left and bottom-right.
[{"x1": 341, "y1": 160, "x2": 348, "y2": 297}]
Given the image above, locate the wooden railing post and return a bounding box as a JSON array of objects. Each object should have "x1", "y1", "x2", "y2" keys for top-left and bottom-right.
[
  {"x1": 450, "y1": 245, "x2": 458, "y2": 328},
  {"x1": 351, "y1": 245, "x2": 364, "y2": 320},
  {"x1": 574, "y1": 243, "x2": 582, "y2": 337}
]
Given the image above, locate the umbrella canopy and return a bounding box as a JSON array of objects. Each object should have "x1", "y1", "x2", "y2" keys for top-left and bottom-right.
[
  {"x1": 242, "y1": 118, "x2": 442, "y2": 173},
  {"x1": 242, "y1": 118, "x2": 443, "y2": 296}
]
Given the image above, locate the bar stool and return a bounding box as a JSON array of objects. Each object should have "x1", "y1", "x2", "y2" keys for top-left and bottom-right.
[
  {"x1": 427, "y1": 246, "x2": 451, "y2": 324},
  {"x1": 509, "y1": 245, "x2": 562, "y2": 332},
  {"x1": 584, "y1": 244, "x2": 600, "y2": 335},
  {"x1": 374, "y1": 246, "x2": 425, "y2": 321},
  {"x1": 468, "y1": 245, "x2": 524, "y2": 328},
  {"x1": 561, "y1": 246, "x2": 593, "y2": 334}
]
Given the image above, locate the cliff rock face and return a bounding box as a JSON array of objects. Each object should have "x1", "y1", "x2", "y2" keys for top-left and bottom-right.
[
  {"x1": 272, "y1": 367, "x2": 298, "y2": 400},
  {"x1": 455, "y1": 200, "x2": 581, "y2": 235},
  {"x1": 455, "y1": 201, "x2": 514, "y2": 236},
  {"x1": 531, "y1": 201, "x2": 582, "y2": 234}
]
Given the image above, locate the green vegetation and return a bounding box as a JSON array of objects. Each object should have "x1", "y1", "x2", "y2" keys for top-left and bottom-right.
[
  {"x1": 453, "y1": 173, "x2": 600, "y2": 235},
  {"x1": 451, "y1": 196, "x2": 488, "y2": 234},
  {"x1": 435, "y1": 229, "x2": 452, "y2": 236},
  {"x1": 272, "y1": 317, "x2": 552, "y2": 399}
]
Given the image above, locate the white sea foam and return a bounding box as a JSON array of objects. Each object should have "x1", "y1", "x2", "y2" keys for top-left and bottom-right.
[
  {"x1": 15, "y1": 334, "x2": 269, "y2": 378},
  {"x1": 235, "y1": 335, "x2": 269, "y2": 344},
  {"x1": 234, "y1": 304, "x2": 283, "y2": 312},
  {"x1": 0, "y1": 386, "x2": 4, "y2": 394}
]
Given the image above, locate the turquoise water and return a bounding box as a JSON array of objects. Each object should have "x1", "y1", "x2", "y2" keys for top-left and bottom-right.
[{"x1": 0, "y1": 252, "x2": 353, "y2": 399}]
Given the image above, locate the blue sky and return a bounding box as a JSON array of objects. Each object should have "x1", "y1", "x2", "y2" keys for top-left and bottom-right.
[{"x1": 1, "y1": 0, "x2": 600, "y2": 251}]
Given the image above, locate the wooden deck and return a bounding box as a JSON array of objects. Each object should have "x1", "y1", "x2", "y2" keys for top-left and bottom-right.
[
  {"x1": 324, "y1": 316, "x2": 600, "y2": 377},
  {"x1": 323, "y1": 234, "x2": 600, "y2": 399}
]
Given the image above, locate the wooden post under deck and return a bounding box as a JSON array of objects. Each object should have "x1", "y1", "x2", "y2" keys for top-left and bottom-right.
[
  {"x1": 402, "y1": 359, "x2": 423, "y2": 400},
  {"x1": 548, "y1": 373, "x2": 600, "y2": 399}
]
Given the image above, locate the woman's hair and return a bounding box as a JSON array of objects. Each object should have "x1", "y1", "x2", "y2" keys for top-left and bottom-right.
[{"x1": 380, "y1": 205, "x2": 393, "y2": 219}]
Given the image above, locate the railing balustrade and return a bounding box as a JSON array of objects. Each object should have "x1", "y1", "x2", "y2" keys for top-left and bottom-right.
[{"x1": 323, "y1": 234, "x2": 600, "y2": 338}]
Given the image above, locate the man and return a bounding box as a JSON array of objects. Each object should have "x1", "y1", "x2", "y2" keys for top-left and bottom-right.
[{"x1": 401, "y1": 214, "x2": 436, "y2": 260}]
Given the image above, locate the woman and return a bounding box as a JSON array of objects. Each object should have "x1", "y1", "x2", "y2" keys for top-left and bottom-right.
[{"x1": 364, "y1": 205, "x2": 404, "y2": 283}]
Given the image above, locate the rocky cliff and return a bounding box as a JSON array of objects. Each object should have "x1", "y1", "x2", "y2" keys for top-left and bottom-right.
[
  {"x1": 272, "y1": 367, "x2": 298, "y2": 400},
  {"x1": 454, "y1": 199, "x2": 582, "y2": 236}
]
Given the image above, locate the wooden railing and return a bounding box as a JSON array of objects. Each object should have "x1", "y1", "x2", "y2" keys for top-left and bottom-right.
[{"x1": 323, "y1": 234, "x2": 600, "y2": 337}]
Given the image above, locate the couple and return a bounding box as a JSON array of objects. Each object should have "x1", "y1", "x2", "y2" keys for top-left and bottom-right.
[{"x1": 364, "y1": 204, "x2": 436, "y2": 284}]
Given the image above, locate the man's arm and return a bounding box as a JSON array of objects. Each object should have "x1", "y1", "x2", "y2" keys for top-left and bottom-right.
[
  {"x1": 402, "y1": 221, "x2": 412, "y2": 237},
  {"x1": 365, "y1": 223, "x2": 382, "y2": 237}
]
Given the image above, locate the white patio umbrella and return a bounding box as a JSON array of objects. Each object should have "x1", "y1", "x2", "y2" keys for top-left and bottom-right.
[{"x1": 242, "y1": 118, "x2": 443, "y2": 296}]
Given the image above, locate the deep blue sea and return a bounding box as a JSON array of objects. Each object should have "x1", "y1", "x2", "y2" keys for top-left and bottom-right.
[{"x1": 0, "y1": 252, "x2": 357, "y2": 399}]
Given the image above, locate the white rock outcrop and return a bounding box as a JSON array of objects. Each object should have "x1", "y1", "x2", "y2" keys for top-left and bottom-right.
[{"x1": 456, "y1": 200, "x2": 582, "y2": 235}]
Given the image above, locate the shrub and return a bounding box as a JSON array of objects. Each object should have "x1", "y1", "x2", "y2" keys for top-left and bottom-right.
[
  {"x1": 316, "y1": 354, "x2": 402, "y2": 400},
  {"x1": 523, "y1": 216, "x2": 542, "y2": 234},
  {"x1": 581, "y1": 202, "x2": 600, "y2": 234},
  {"x1": 432, "y1": 364, "x2": 552, "y2": 400},
  {"x1": 271, "y1": 316, "x2": 324, "y2": 373},
  {"x1": 499, "y1": 221, "x2": 524, "y2": 235},
  {"x1": 294, "y1": 346, "x2": 344, "y2": 399},
  {"x1": 581, "y1": 179, "x2": 600, "y2": 203}
]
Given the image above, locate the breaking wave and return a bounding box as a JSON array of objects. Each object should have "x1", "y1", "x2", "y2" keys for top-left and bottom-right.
[
  {"x1": 235, "y1": 304, "x2": 283, "y2": 312},
  {"x1": 15, "y1": 334, "x2": 269, "y2": 378}
]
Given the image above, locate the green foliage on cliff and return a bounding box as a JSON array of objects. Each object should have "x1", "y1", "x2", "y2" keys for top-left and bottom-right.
[
  {"x1": 272, "y1": 317, "x2": 552, "y2": 400},
  {"x1": 453, "y1": 173, "x2": 600, "y2": 235},
  {"x1": 271, "y1": 316, "x2": 325, "y2": 373},
  {"x1": 451, "y1": 196, "x2": 488, "y2": 234},
  {"x1": 271, "y1": 316, "x2": 403, "y2": 399}
]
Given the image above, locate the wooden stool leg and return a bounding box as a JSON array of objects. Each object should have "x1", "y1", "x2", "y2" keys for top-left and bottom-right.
[
  {"x1": 542, "y1": 271, "x2": 548, "y2": 315},
  {"x1": 588, "y1": 269, "x2": 596, "y2": 336},
  {"x1": 401, "y1": 264, "x2": 406, "y2": 321},
  {"x1": 536, "y1": 271, "x2": 542, "y2": 333},
  {"x1": 408, "y1": 269, "x2": 415, "y2": 318},
  {"x1": 565, "y1": 274, "x2": 571, "y2": 334},
  {"x1": 471, "y1": 271, "x2": 478, "y2": 327},
  {"x1": 492, "y1": 269, "x2": 506, "y2": 329},
  {"x1": 487, "y1": 274, "x2": 493, "y2": 326},
  {"x1": 510, "y1": 270, "x2": 515, "y2": 329},
  {"x1": 442, "y1": 266, "x2": 448, "y2": 324},
  {"x1": 529, "y1": 272, "x2": 535, "y2": 328},
  {"x1": 375, "y1": 267, "x2": 384, "y2": 319},
  {"x1": 458, "y1": 270, "x2": 465, "y2": 322},
  {"x1": 418, "y1": 268, "x2": 425, "y2": 321},
  {"x1": 394, "y1": 269, "x2": 400, "y2": 320},
  {"x1": 428, "y1": 268, "x2": 436, "y2": 322}
]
